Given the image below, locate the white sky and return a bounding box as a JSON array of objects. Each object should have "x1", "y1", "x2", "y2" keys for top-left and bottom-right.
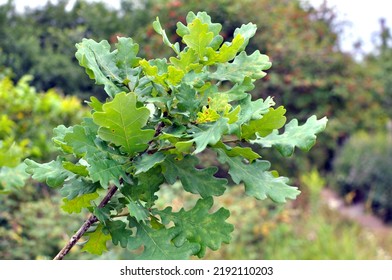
[{"x1": 1, "y1": 0, "x2": 391, "y2": 55}]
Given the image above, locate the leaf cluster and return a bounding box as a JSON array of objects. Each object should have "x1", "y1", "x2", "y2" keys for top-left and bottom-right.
[{"x1": 25, "y1": 11, "x2": 326, "y2": 259}]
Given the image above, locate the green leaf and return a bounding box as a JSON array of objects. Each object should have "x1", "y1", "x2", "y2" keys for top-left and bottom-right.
[
  {"x1": 128, "y1": 219, "x2": 200, "y2": 260},
  {"x1": 175, "y1": 84, "x2": 201, "y2": 118},
  {"x1": 209, "y1": 34, "x2": 245, "y2": 64},
  {"x1": 62, "y1": 161, "x2": 89, "y2": 176},
  {"x1": 127, "y1": 200, "x2": 149, "y2": 223},
  {"x1": 82, "y1": 224, "x2": 111, "y2": 255},
  {"x1": 159, "y1": 197, "x2": 233, "y2": 258},
  {"x1": 169, "y1": 48, "x2": 200, "y2": 73},
  {"x1": 213, "y1": 141, "x2": 260, "y2": 163},
  {"x1": 228, "y1": 95, "x2": 275, "y2": 135},
  {"x1": 75, "y1": 39, "x2": 122, "y2": 98},
  {"x1": 233, "y1": 23, "x2": 257, "y2": 52},
  {"x1": 162, "y1": 155, "x2": 227, "y2": 197},
  {"x1": 210, "y1": 51, "x2": 272, "y2": 83},
  {"x1": 115, "y1": 37, "x2": 141, "y2": 82},
  {"x1": 241, "y1": 106, "x2": 287, "y2": 140},
  {"x1": 134, "y1": 152, "x2": 166, "y2": 175},
  {"x1": 217, "y1": 151, "x2": 300, "y2": 203},
  {"x1": 139, "y1": 59, "x2": 168, "y2": 87},
  {"x1": 61, "y1": 192, "x2": 99, "y2": 214},
  {"x1": 153, "y1": 17, "x2": 180, "y2": 55},
  {"x1": 93, "y1": 205, "x2": 111, "y2": 224},
  {"x1": 93, "y1": 92, "x2": 155, "y2": 155},
  {"x1": 24, "y1": 157, "x2": 73, "y2": 188},
  {"x1": 87, "y1": 153, "x2": 127, "y2": 188},
  {"x1": 177, "y1": 12, "x2": 222, "y2": 47},
  {"x1": 219, "y1": 77, "x2": 255, "y2": 102},
  {"x1": 87, "y1": 96, "x2": 103, "y2": 112},
  {"x1": 52, "y1": 125, "x2": 74, "y2": 154},
  {"x1": 60, "y1": 177, "x2": 100, "y2": 200},
  {"x1": 104, "y1": 220, "x2": 132, "y2": 248},
  {"x1": 187, "y1": 118, "x2": 229, "y2": 154},
  {"x1": 121, "y1": 166, "x2": 164, "y2": 208},
  {"x1": 64, "y1": 119, "x2": 99, "y2": 156},
  {"x1": 183, "y1": 18, "x2": 214, "y2": 60},
  {"x1": 250, "y1": 116, "x2": 328, "y2": 156}
]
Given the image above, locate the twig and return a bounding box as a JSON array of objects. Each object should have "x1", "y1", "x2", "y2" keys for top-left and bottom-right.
[{"x1": 53, "y1": 185, "x2": 118, "y2": 260}]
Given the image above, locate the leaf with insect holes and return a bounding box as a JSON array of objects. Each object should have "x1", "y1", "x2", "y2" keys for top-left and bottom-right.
[{"x1": 92, "y1": 92, "x2": 155, "y2": 155}]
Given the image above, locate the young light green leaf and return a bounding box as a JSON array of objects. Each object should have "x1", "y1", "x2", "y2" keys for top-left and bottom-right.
[
  {"x1": 24, "y1": 157, "x2": 73, "y2": 188},
  {"x1": 61, "y1": 192, "x2": 99, "y2": 214},
  {"x1": 159, "y1": 197, "x2": 233, "y2": 258},
  {"x1": 128, "y1": 218, "x2": 200, "y2": 260},
  {"x1": 208, "y1": 34, "x2": 245, "y2": 64},
  {"x1": 169, "y1": 48, "x2": 200, "y2": 73},
  {"x1": 183, "y1": 18, "x2": 214, "y2": 60},
  {"x1": 162, "y1": 155, "x2": 227, "y2": 197},
  {"x1": 62, "y1": 161, "x2": 89, "y2": 177},
  {"x1": 82, "y1": 224, "x2": 111, "y2": 255},
  {"x1": 92, "y1": 92, "x2": 155, "y2": 155},
  {"x1": 250, "y1": 116, "x2": 328, "y2": 156},
  {"x1": 210, "y1": 51, "x2": 272, "y2": 83},
  {"x1": 241, "y1": 106, "x2": 287, "y2": 140},
  {"x1": 213, "y1": 141, "x2": 260, "y2": 163},
  {"x1": 217, "y1": 151, "x2": 300, "y2": 203}
]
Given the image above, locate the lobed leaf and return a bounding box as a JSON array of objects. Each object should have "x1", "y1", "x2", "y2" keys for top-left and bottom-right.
[
  {"x1": 250, "y1": 115, "x2": 328, "y2": 156},
  {"x1": 92, "y1": 92, "x2": 155, "y2": 156},
  {"x1": 24, "y1": 157, "x2": 73, "y2": 188},
  {"x1": 217, "y1": 151, "x2": 300, "y2": 203},
  {"x1": 162, "y1": 155, "x2": 227, "y2": 198},
  {"x1": 61, "y1": 192, "x2": 99, "y2": 214},
  {"x1": 82, "y1": 224, "x2": 111, "y2": 255},
  {"x1": 128, "y1": 218, "x2": 200, "y2": 260},
  {"x1": 159, "y1": 197, "x2": 234, "y2": 258}
]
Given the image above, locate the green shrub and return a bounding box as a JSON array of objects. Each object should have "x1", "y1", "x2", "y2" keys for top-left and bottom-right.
[{"x1": 332, "y1": 131, "x2": 392, "y2": 222}]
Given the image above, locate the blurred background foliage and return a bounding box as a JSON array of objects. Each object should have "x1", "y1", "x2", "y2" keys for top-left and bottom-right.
[{"x1": 0, "y1": 0, "x2": 391, "y2": 259}]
